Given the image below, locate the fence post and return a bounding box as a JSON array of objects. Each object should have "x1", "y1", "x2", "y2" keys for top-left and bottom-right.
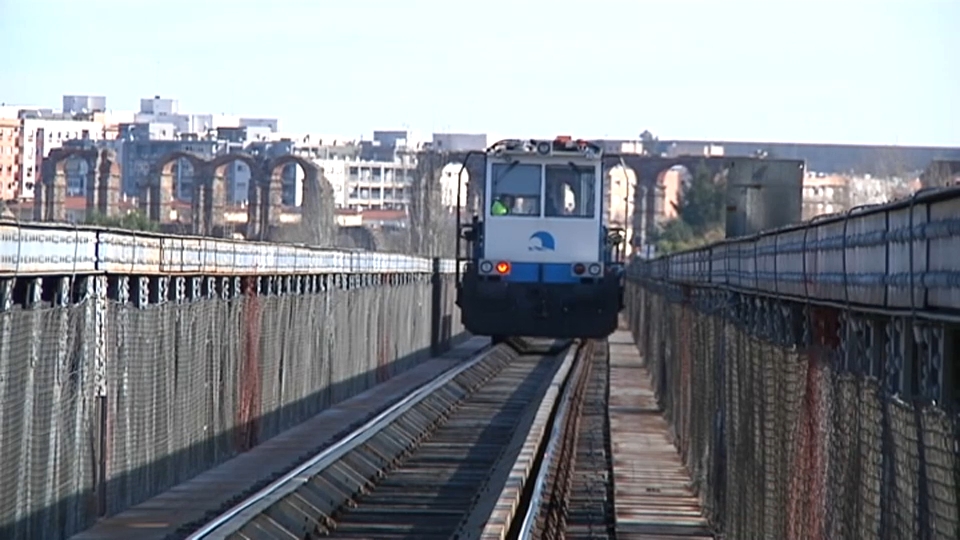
[
  {"x1": 92, "y1": 275, "x2": 109, "y2": 519},
  {"x1": 430, "y1": 258, "x2": 442, "y2": 357}
]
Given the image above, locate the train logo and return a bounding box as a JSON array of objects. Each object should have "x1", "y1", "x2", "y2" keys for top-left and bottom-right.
[{"x1": 528, "y1": 231, "x2": 556, "y2": 251}]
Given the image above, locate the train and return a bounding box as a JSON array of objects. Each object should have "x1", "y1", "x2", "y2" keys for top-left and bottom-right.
[{"x1": 455, "y1": 136, "x2": 626, "y2": 341}]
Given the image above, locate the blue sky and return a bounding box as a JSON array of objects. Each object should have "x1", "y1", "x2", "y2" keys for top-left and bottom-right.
[{"x1": 1, "y1": 0, "x2": 957, "y2": 145}]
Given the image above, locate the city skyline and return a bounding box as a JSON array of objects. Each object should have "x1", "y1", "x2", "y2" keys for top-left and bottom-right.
[
  {"x1": 4, "y1": 90, "x2": 960, "y2": 151},
  {"x1": 1, "y1": 0, "x2": 958, "y2": 147}
]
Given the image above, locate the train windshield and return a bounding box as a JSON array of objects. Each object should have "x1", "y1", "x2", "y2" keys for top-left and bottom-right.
[
  {"x1": 544, "y1": 163, "x2": 596, "y2": 218},
  {"x1": 489, "y1": 162, "x2": 541, "y2": 216}
]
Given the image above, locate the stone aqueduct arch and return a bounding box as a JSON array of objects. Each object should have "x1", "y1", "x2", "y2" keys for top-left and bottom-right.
[
  {"x1": 34, "y1": 147, "x2": 121, "y2": 221},
  {"x1": 262, "y1": 154, "x2": 336, "y2": 245},
  {"x1": 613, "y1": 154, "x2": 807, "y2": 241},
  {"x1": 142, "y1": 151, "x2": 208, "y2": 225},
  {"x1": 140, "y1": 152, "x2": 336, "y2": 243}
]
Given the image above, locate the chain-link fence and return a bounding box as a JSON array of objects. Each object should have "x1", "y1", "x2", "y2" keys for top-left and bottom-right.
[
  {"x1": 625, "y1": 280, "x2": 959, "y2": 540},
  {"x1": 0, "y1": 270, "x2": 464, "y2": 540}
]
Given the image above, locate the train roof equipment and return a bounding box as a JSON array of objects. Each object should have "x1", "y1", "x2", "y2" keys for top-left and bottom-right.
[{"x1": 485, "y1": 136, "x2": 603, "y2": 160}]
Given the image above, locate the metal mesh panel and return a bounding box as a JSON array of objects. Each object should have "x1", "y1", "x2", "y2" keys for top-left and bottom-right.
[
  {"x1": 0, "y1": 304, "x2": 97, "y2": 540},
  {"x1": 623, "y1": 280, "x2": 960, "y2": 540},
  {"x1": 888, "y1": 399, "x2": 921, "y2": 539},
  {"x1": 101, "y1": 277, "x2": 442, "y2": 516},
  {"x1": 923, "y1": 407, "x2": 960, "y2": 538},
  {"x1": 858, "y1": 380, "x2": 885, "y2": 537},
  {"x1": 106, "y1": 302, "x2": 180, "y2": 513}
]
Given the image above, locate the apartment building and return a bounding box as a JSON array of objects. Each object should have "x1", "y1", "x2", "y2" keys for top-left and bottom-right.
[
  {"x1": 315, "y1": 158, "x2": 414, "y2": 211},
  {"x1": 0, "y1": 115, "x2": 19, "y2": 200},
  {"x1": 16, "y1": 112, "x2": 108, "y2": 200}
]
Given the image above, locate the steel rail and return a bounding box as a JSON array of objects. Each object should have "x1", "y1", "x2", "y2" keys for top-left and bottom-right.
[
  {"x1": 185, "y1": 341, "x2": 496, "y2": 539},
  {"x1": 516, "y1": 342, "x2": 589, "y2": 539},
  {"x1": 477, "y1": 341, "x2": 587, "y2": 540}
]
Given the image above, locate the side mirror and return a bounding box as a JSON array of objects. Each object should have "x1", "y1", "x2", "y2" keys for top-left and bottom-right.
[{"x1": 460, "y1": 225, "x2": 476, "y2": 241}]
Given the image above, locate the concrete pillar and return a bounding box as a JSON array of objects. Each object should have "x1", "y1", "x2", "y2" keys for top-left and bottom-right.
[
  {"x1": 37, "y1": 159, "x2": 66, "y2": 221},
  {"x1": 33, "y1": 174, "x2": 45, "y2": 221},
  {"x1": 263, "y1": 166, "x2": 284, "y2": 240},
  {"x1": 245, "y1": 178, "x2": 260, "y2": 240},
  {"x1": 192, "y1": 169, "x2": 218, "y2": 236},
  {"x1": 92, "y1": 150, "x2": 121, "y2": 218},
  {"x1": 300, "y1": 169, "x2": 320, "y2": 244},
  {"x1": 208, "y1": 168, "x2": 225, "y2": 233},
  {"x1": 138, "y1": 181, "x2": 150, "y2": 220},
  {"x1": 158, "y1": 169, "x2": 175, "y2": 223},
  {"x1": 84, "y1": 153, "x2": 99, "y2": 217}
]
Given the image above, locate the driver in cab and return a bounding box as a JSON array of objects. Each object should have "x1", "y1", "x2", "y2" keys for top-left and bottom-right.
[{"x1": 491, "y1": 194, "x2": 515, "y2": 215}]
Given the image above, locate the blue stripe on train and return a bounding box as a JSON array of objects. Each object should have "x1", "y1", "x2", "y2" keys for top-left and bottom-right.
[{"x1": 502, "y1": 262, "x2": 582, "y2": 284}]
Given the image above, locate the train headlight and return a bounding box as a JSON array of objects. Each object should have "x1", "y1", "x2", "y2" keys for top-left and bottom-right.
[
  {"x1": 588, "y1": 263, "x2": 602, "y2": 276},
  {"x1": 536, "y1": 141, "x2": 551, "y2": 155},
  {"x1": 572, "y1": 263, "x2": 586, "y2": 275},
  {"x1": 495, "y1": 261, "x2": 511, "y2": 274},
  {"x1": 479, "y1": 260, "x2": 493, "y2": 273}
]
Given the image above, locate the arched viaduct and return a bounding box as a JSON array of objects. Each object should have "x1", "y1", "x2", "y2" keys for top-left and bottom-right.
[
  {"x1": 143, "y1": 152, "x2": 336, "y2": 243},
  {"x1": 29, "y1": 145, "x2": 804, "y2": 254},
  {"x1": 32, "y1": 150, "x2": 338, "y2": 245}
]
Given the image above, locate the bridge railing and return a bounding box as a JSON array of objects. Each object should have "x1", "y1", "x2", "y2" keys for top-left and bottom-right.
[
  {"x1": 0, "y1": 220, "x2": 467, "y2": 540},
  {"x1": 625, "y1": 187, "x2": 959, "y2": 540}
]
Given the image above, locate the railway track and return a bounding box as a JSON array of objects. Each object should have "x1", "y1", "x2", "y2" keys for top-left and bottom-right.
[
  {"x1": 74, "y1": 331, "x2": 709, "y2": 540},
  {"x1": 481, "y1": 339, "x2": 615, "y2": 540},
  {"x1": 563, "y1": 340, "x2": 615, "y2": 540},
  {"x1": 182, "y1": 338, "x2": 585, "y2": 540}
]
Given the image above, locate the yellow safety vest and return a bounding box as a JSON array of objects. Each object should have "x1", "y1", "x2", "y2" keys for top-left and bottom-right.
[{"x1": 491, "y1": 200, "x2": 509, "y2": 215}]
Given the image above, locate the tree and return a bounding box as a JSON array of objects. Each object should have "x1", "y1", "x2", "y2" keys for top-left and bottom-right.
[
  {"x1": 650, "y1": 218, "x2": 694, "y2": 254},
  {"x1": 678, "y1": 161, "x2": 725, "y2": 231},
  {"x1": 86, "y1": 210, "x2": 160, "y2": 232},
  {"x1": 653, "y1": 160, "x2": 726, "y2": 254}
]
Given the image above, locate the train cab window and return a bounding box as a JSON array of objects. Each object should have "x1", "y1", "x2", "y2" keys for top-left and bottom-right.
[
  {"x1": 489, "y1": 162, "x2": 541, "y2": 216},
  {"x1": 544, "y1": 164, "x2": 596, "y2": 218}
]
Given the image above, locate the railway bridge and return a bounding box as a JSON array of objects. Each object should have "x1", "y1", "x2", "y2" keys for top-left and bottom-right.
[{"x1": 0, "y1": 186, "x2": 958, "y2": 539}]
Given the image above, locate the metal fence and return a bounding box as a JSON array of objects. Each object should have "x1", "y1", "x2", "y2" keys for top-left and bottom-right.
[
  {"x1": 0, "y1": 273, "x2": 464, "y2": 539},
  {"x1": 625, "y1": 188, "x2": 960, "y2": 540},
  {"x1": 0, "y1": 223, "x2": 466, "y2": 540}
]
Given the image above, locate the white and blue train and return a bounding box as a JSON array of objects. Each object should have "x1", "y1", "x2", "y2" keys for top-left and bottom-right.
[{"x1": 456, "y1": 136, "x2": 625, "y2": 340}]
